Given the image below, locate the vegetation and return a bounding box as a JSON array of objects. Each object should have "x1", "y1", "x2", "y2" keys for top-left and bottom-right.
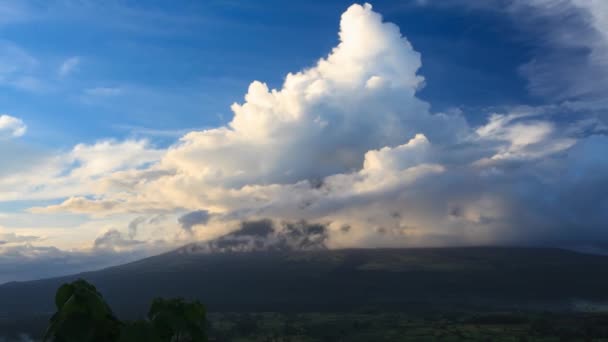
[
  {"x1": 205, "y1": 312, "x2": 608, "y2": 341},
  {"x1": 4, "y1": 249, "x2": 608, "y2": 317},
  {"x1": 5, "y1": 308, "x2": 608, "y2": 340},
  {"x1": 3, "y1": 248, "x2": 608, "y2": 340},
  {"x1": 43, "y1": 279, "x2": 207, "y2": 342}
]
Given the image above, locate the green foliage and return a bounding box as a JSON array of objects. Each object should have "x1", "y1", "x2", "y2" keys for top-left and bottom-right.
[
  {"x1": 204, "y1": 311, "x2": 608, "y2": 341},
  {"x1": 44, "y1": 279, "x2": 122, "y2": 342},
  {"x1": 44, "y1": 280, "x2": 207, "y2": 342},
  {"x1": 118, "y1": 321, "x2": 162, "y2": 342},
  {"x1": 148, "y1": 298, "x2": 207, "y2": 342}
]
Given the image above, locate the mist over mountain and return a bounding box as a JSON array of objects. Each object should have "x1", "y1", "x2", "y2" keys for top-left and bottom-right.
[{"x1": 177, "y1": 219, "x2": 329, "y2": 254}]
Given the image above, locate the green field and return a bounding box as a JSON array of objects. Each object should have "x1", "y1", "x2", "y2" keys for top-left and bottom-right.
[{"x1": 206, "y1": 312, "x2": 608, "y2": 341}]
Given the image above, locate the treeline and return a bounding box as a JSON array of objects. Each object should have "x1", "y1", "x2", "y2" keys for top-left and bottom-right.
[
  {"x1": 43, "y1": 279, "x2": 206, "y2": 342},
  {"x1": 8, "y1": 279, "x2": 608, "y2": 341}
]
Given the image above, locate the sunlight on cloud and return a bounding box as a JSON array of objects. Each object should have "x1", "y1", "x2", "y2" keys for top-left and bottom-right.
[
  {"x1": 0, "y1": 115, "x2": 26, "y2": 138},
  {"x1": 0, "y1": 139, "x2": 162, "y2": 202},
  {"x1": 15, "y1": 3, "x2": 461, "y2": 250},
  {"x1": 1, "y1": 3, "x2": 607, "y2": 272}
]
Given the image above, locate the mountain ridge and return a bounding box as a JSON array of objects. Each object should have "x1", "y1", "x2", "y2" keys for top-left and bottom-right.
[{"x1": 2, "y1": 246, "x2": 608, "y2": 320}]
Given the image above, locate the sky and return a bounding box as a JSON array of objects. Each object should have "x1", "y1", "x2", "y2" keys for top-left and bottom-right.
[{"x1": 1, "y1": 0, "x2": 607, "y2": 283}]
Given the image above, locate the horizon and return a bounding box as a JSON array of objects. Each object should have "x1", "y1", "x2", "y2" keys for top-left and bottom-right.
[{"x1": 1, "y1": 0, "x2": 608, "y2": 284}]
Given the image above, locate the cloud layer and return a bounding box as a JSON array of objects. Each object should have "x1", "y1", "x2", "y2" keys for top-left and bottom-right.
[{"x1": 1, "y1": 2, "x2": 607, "y2": 281}]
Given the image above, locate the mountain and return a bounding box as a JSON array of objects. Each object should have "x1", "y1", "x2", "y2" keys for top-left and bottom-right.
[{"x1": 2, "y1": 246, "x2": 608, "y2": 322}]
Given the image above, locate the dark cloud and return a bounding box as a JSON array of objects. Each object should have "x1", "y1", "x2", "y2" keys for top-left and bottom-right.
[
  {"x1": 448, "y1": 205, "x2": 464, "y2": 219},
  {"x1": 281, "y1": 221, "x2": 328, "y2": 250},
  {"x1": 127, "y1": 216, "x2": 146, "y2": 239},
  {"x1": 148, "y1": 214, "x2": 166, "y2": 225},
  {"x1": 308, "y1": 177, "x2": 324, "y2": 189},
  {"x1": 434, "y1": 0, "x2": 608, "y2": 105},
  {"x1": 94, "y1": 229, "x2": 144, "y2": 250},
  {"x1": 178, "y1": 219, "x2": 329, "y2": 254},
  {"x1": 178, "y1": 210, "x2": 210, "y2": 233},
  {"x1": 0, "y1": 233, "x2": 39, "y2": 245},
  {"x1": 232, "y1": 219, "x2": 274, "y2": 237}
]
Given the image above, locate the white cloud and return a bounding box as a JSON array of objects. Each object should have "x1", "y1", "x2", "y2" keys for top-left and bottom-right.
[
  {"x1": 26, "y1": 3, "x2": 451, "y2": 212},
  {"x1": 160, "y1": 3, "x2": 462, "y2": 190},
  {"x1": 474, "y1": 110, "x2": 576, "y2": 164},
  {"x1": 1, "y1": 2, "x2": 607, "y2": 282},
  {"x1": 0, "y1": 115, "x2": 27, "y2": 138},
  {"x1": 58, "y1": 56, "x2": 80, "y2": 77},
  {"x1": 0, "y1": 139, "x2": 163, "y2": 202},
  {"x1": 12, "y1": 4, "x2": 593, "y2": 238}
]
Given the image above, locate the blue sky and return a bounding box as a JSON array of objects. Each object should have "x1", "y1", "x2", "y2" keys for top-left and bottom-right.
[
  {"x1": 1, "y1": 0, "x2": 608, "y2": 283},
  {"x1": 3, "y1": 0, "x2": 535, "y2": 149}
]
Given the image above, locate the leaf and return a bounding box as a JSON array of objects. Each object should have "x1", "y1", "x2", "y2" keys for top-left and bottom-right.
[{"x1": 55, "y1": 283, "x2": 74, "y2": 310}]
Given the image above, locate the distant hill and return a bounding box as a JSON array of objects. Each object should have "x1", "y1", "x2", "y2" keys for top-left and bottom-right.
[{"x1": 2, "y1": 247, "x2": 608, "y2": 321}]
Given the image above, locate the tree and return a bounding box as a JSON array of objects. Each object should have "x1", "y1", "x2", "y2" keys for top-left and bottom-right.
[
  {"x1": 44, "y1": 279, "x2": 207, "y2": 342},
  {"x1": 147, "y1": 297, "x2": 207, "y2": 342},
  {"x1": 44, "y1": 279, "x2": 122, "y2": 342},
  {"x1": 118, "y1": 320, "x2": 162, "y2": 342}
]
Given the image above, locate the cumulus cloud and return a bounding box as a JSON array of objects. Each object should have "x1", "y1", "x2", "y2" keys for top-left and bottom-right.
[
  {"x1": 0, "y1": 115, "x2": 26, "y2": 138},
  {"x1": 159, "y1": 3, "x2": 463, "y2": 189},
  {"x1": 24, "y1": 3, "x2": 457, "y2": 218},
  {"x1": 18, "y1": 4, "x2": 604, "y2": 243},
  {"x1": 0, "y1": 1, "x2": 607, "y2": 284}
]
